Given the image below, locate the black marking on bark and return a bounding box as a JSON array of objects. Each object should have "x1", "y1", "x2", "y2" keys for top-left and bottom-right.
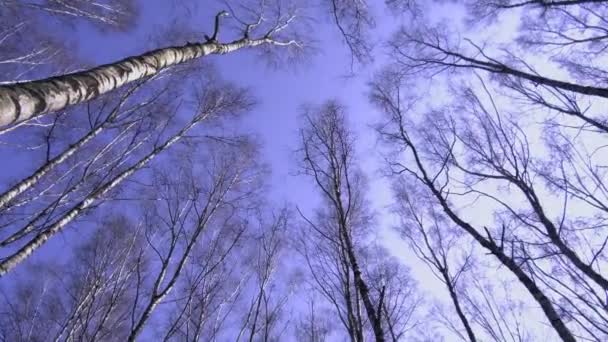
[
  {"x1": 7, "y1": 91, "x2": 21, "y2": 124},
  {"x1": 48, "y1": 79, "x2": 67, "y2": 107},
  {"x1": 66, "y1": 77, "x2": 84, "y2": 103},
  {"x1": 23, "y1": 85, "x2": 47, "y2": 116},
  {"x1": 83, "y1": 74, "x2": 100, "y2": 98}
]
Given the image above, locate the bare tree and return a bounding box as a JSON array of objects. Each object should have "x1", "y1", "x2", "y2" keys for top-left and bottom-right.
[
  {"x1": 234, "y1": 208, "x2": 292, "y2": 342},
  {"x1": 297, "y1": 101, "x2": 387, "y2": 341},
  {"x1": 0, "y1": 215, "x2": 146, "y2": 342},
  {"x1": 0, "y1": 3, "x2": 302, "y2": 128},
  {"x1": 369, "y1": 69, "x2": 579, "y2": 341},
  {"x1": 0, "y1": 78, "x2": 254, "y2": 276},
  {"x1": 394, "y1": 185, "x2": 477, "y2": 341},
  {"x1": 126, "y1": 135, "x2": 263, "y2": 341},
  {"x1": 295, "y1": 296, "x2": 333, "y2": 342},
  {"x1": 373, "y1": 1, "x2": 608, "y2": 338},
  {"x1": 1, "y1": 131, "x2": 268, "y2": 342}
]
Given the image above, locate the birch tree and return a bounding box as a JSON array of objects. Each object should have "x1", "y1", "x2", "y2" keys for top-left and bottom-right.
[
  {"x1": 234, "y1": 209, "x2": 292, "y2": 342},
  {"x1": 126, "y1": 136, "x2": 264, "y2": 341},
  {"x1": 297, "y1": 101, "x2": 389, "y2": 341},
  {"x1": 369, "y1": 69, "x2": 580, "y2": 341},
  {"x1": 369, "y1": 59, "x2": 608, "y2": 339},
  {"x1": 0, "y1": 78, "x2": 254, "y2": 276},
  {"x1": 1, "y1": 131, "x2": 267, "y2": 341},
  {"x1": 0, "y1": 215, "x2": 146, "y2": 342},
  {"x1": 0, "y1": 2, "x2": 302, "y2": 129}
]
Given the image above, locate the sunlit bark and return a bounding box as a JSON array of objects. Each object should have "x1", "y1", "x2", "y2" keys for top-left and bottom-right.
[{"x1": 0, "y1": 10, "x2": 299, "y2": 128}]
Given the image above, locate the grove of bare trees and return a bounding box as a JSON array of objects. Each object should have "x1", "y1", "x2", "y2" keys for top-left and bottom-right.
[{"x1": 1, "y1": 0, "x2": 608, "y2": 341}]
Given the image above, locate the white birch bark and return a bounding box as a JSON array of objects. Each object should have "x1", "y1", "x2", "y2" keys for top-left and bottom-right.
[
  {"x1": 0, "y1": 121, "x2": 104, "y2": 209},
  {"x1": 0, "y1": 85, "x2": 151, "y2": 210},
  {"x1": 0, "y1": 10, "x2": 295, "y2": 128},
  {"x1": 0, "y1": 114, "x2": 203, "y2": 276}
]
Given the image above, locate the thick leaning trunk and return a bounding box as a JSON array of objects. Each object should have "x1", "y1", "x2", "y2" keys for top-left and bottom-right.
[
  {"x1": 0, "y1": 36, "x2": 271, "y2": 127},
  {"x1": 497, "y1": 0, "x2": 608, "y2": 9},
  {"x1": 447, "y1": 51, "x2": 608, "y2": 99},
  {"x1": 433, "y1": 189, "x2": 576, "y2": 342},
  {"x1": 519, "y1": 184, "x2": 608, "y2": 290},
  {"x1": 0, "y1": 116, "x2": 202, "y2": 276}
]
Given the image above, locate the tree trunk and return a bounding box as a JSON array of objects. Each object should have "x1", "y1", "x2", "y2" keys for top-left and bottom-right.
[
  {"x1": 345, "y1": 241, "x2": 386, "y2": 342},
  {"x1": 406, "y1": 145, "x2": 577, "y2": 342},
  {"x1": 0, "y1": 120, "x2": 106, "y2": 209},
  {"x1": 497, "y1": 0, "x2": 608, "y2": 9},
  {"x1": 448, "y1": 50, "x2": 608, "y2": 99},
  {"x1": 0, "y1": 115, "x2": 202, "y2": 276},
  {"x1": 444, "y1": 274, "x2": 477, "y2": 342},
  {"x1": 0, "y1": 36, "x2": 273, "y2": 128}
]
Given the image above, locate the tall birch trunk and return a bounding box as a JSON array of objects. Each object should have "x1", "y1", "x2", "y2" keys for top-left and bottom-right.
[{"x1": 0, "y1": 11, "x2": 290, "y2": 127}]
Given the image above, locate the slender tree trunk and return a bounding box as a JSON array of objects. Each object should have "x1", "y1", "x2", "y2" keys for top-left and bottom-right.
[
  {"x1": 383, "y1": 304, "x2": 399, "y2": 342},
  {"x1": 300, "y1": 103, "x2": 386, "y2": 341},
  {"x1": 128, "y1": 294, "x2": 164, "y2": 342},
  {"x1": 0, "y1": 120, "x2": 104, "y2": 209},
  {"x1": 342, "y1": 275, "x2": 361, "y2": 342},
  {"x1": 53, "y1": 279, "x2": 103, "y2": 342},
  {"x1": 344, "y1": 238, "x2": 386, "y2": 342},
  {"x1": 248, "y1": 286, "x2": 266, "y2": 342},
  {"x1": 335, "y1": 187, "x2": 385, "y2": 341},
  {"x1": 128, "y1": 185, "x2": 230, "y2": 341},
  {"x1": 333, "y1": 174, "x2": 385, "y2": 341},
  {"x1": 0, "y1": 115, "x2": 202, "y2": 276},
  {"x1": 0, "y1": 34, "x2": 276, "y2": 127},
  {"x1": 444, "y1": 273, "x2": 477, "y2": 342}
]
